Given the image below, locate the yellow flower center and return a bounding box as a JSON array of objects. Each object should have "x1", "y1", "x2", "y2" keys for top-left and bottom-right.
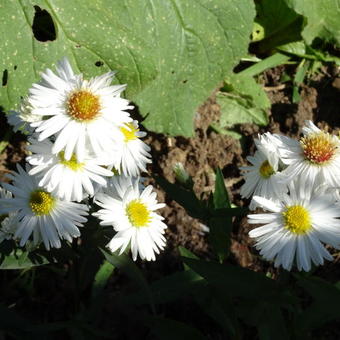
[
  {"x1": 282, "y1": 205, "x2": 311, "y2": 235},
  {"x1": 300, "y1": 132, "x2": 336, "y2": 165},
  {"x1": 126, "y1": 199, "x2": 150, "y2": 228},
  {"x1": 59, "y1": 152, "x2": 84, "y2": 171},
  {"x1": 67, "y1": 90, "x2": 100, "y2": 122},
  {"x1": 259, "y1": 160, "x2": 275, "y2": 178},
  {"x1": 29, "y1": 190, "x2": 55, "y2": 216},
  {"x1": 120, "y1": 123, "x2": 139, "y2": 142}
]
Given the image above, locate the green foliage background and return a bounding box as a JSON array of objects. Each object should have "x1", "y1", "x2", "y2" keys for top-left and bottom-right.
[{"x1": 0, "y1": 0, "x2": 255, "y2": 136}]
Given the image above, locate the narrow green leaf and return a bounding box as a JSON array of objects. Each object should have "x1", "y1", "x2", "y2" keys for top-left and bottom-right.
[
  {"x1": 178, "y1": 246, "x2": 199, "y2": 260},
  {"x1": 125, "y1": 249, "x2": 204, "y2": 305},
  {"x1": 209, "y1": 169, "x2": 234, "y2": 261},
  {"x1": 212, "y1": 207, "x2": 247, "y2": 218},
  {"x1": 179, "y1": 246, "x2": 199, "y2": 271},
  {"x1": 292, "y1": 59, "x2": 310, "y2": 103},
  {"x1": 294, "y1": 59, "x2": 310, "y2": 85},
  {"x1": 91, "y1": 260, "x2": 114, "y2": 300},
  {"x1": 213, "y1": 168, "x2": 230, "y2": 209},
  {"x1": 208, "y1": 216, "x2": 232, "y2": 262},
  {"x1": 101, "y1": 249, "x2": 155, "y2": 312},
  {"x1": 239, "y1": 53, "x2": 291, "y2": 78}
]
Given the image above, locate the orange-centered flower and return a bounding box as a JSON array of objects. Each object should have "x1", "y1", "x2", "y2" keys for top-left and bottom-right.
[
  {"x1": 67, "y1": 90, "x2": 100, "y2": 122},
  {"x1": 300, "y1": 132, "x2": 337, "y2": 165}
]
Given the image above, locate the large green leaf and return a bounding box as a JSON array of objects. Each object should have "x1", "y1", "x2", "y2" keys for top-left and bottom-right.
[
  {"x1": 0, "y1": 0, "x2": 255, "y2": 136},
  {"x1": 286, "y1": 0, "x2": 340, "y2": 46},
  {"x1": 254, "y1": 0, "x2": 303, "y2": 52},
  {"x1": 215, "y1": 73, "x2": 270, "y2": 135}
]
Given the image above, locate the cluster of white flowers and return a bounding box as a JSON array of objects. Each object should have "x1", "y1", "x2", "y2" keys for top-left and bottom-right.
[
  {"x1": 240, "y1": 121, "x2": 340, "y2": 271},
  {"x1": 1, "y1": 57, "x2": 167, "y2": 261}
]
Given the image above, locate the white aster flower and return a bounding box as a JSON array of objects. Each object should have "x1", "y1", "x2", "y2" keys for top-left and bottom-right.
[
  {"x1": 26, "y1": 138, "x2": 113, "y2": 202},
  {"x1": 106, "y1": 120, "x2": 152, "y2": 176},
  {"x1": 0, "y1": 165, "x2": 88, "y2": 250},
  {"x1": 273, "y1": 120, "x2": 340, "y2": 188},
  {"x1": 240, "y1": 133, "x2": 287, "y2": 210},
  {"x1": 28, "y1": 57, "x2": 132, "y2": 161},
  {"x1": 7, "y1": 97, "x2": 39, "y2": 134},
  {"x1": 93, "y1": 176, "x2": 167, "y2": 261},
  {"x1": 248, "y1": 179, "x2": 340, "y2": 271}
]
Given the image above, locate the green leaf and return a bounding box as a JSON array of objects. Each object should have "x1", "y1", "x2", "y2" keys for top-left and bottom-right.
[
  {"x1": 296, "y1": 275, "x2": 340, "y2": 331},
  {"x1": 292, "y1": 59, "x2": 310, "y2": 103},
  {"x1": 101, "y1": 249, "x2": 155, "y2": 312},
  {"x1": 286, "y1": 0, "x2": 340, "y2": 46},
  {"x1": 0, "y1": 242, "x2": 50, "y2": 270},
  {"x1": 144, "y1": 316, "x2": 206, "y2": 340},
  {"x1": 91, "y1": 260, "x2": 114, "y2": 300},
  {"x1": 278, "y1": 42, "x2": 340, "y2": 65},
  {"x1": 178, "y1": 246, "x2": 199, "y2": 260},
  {"x1": 123, "y1": 270, "x2": 205, "y2": 306},
  {"x1": 257, "y1": 305, "x2": 289, "y2": 340},
  {"x1": 193, "y1": 285, "x2": 240, "y2": 338},
  {"x1": 213, "y1": 168, "x2": 230, "y2": 209},
  {"x1": 134, "y1": 269, "x2": 205, "y2": 305},
  {"x1": 254, "y1": 0, "x2": 303, "y2": 52},
  {"x1": 182, "y1": 257, "x2": 293, "y2": 304},
  {"x1": 155, "y1": 176, "x2": 209, "y2": 221},
  {"x1": 216, "y1": 73, "x2": 269, "y2": 132},
  {"x1": 179, "y1": 246, "x2": 199, "y2": 271},
  {"x1": 210, "y1": 170, "x2": 245, "y2": 261},
  {"x1": 277, "y1": 41, "x2": 307, "y2": 56},
  {"x1": 0, "y1": 0, "x2": 255, "y2": 136},
  {"x1": 239, "y1": 53, "x2": 291, "y2": 78},
  {"x1": 124, "y1": 247, "x2": 204, "y2": 306},
  {"x1": 212, "y1": 207, "x2": 247, "y2": 218},
  {"x1": 208, "y1": 216, "x2": 232, "y2": 262}
]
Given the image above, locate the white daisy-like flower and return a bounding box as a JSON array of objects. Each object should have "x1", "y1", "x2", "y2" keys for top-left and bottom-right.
[
  {"x1": 273, "y1": 120, "x2": 340, "y2": 187},
  {"x1": 28, "y1": 57, "x2": 133, "y2": 161},
  {"x1": 26, "y1": 138, "x2": 113, "y2": 202},
  {"x1": 7, "y1": 97, "x2": 39, "y2": 134},
  {"x1": 93, "y1": 176, "x2": 167, "y2": 261},
  {"x1": 106, "y1": 120, "x2": 152, "y2": 176},
  {"x1": 0, "y1": 165, "x2": 88, "y2": 250},
  {"x1": 240, "y1": 133, "x2": 287, "y2": 210},
  {"x1": 0, "y1": 187, "x2": 18, "y2": 242},
  {"x1": 248, "y1": 179, "x2": 340, "y2": 271}
]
